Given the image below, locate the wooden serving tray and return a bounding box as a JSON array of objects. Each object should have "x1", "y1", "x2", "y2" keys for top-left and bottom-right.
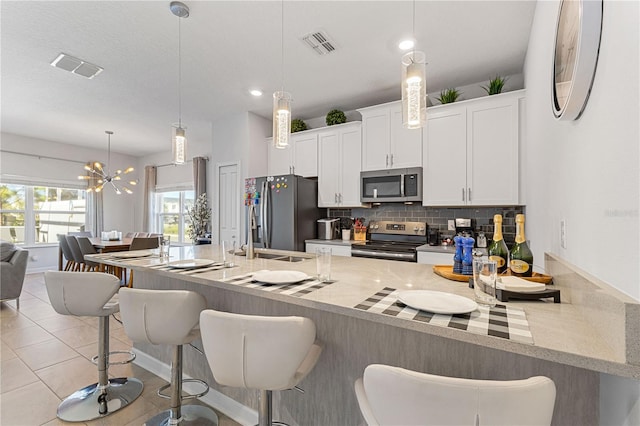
[{"x1": 433, "y1": 265, "x2": 553, "y2": 284}]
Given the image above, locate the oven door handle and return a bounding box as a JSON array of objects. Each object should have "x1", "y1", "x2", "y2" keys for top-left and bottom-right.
[{"x1": 351, "y1": 248, "x2": 416, "y2": 261}]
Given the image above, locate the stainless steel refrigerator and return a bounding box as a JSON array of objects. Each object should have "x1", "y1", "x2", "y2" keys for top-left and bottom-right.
[{"x1": 245, "y1": 174, "x2": 322, "y2": 252}]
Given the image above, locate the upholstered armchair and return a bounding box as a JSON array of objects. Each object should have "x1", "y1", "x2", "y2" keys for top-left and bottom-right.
[{"x1": 0, "y1": 242, "x2": 29, "y2": 309}]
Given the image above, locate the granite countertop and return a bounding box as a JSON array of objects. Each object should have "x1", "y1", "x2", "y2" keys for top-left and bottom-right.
[{"x1": 87, "y1": 246, "x2": 640, "y2": 379}]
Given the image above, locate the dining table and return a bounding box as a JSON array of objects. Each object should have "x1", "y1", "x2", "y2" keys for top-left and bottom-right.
[{"x1": 58, "y1": 236, "x2": 133, "y2": 271}]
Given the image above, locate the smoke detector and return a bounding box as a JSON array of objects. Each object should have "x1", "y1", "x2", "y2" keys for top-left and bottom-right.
[
  {"x1": 301, "y1": 30, "x2": 337, "y2": 55},
  {"x1": 50, "y1": 53, "x2": 103, "y2": 79}
]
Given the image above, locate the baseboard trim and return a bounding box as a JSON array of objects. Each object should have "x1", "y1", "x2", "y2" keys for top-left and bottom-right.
[{"x1": 132, "y1": 348, "x2": 258, "y2": 426}]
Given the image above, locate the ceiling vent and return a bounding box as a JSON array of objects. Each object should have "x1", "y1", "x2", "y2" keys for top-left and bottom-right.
[
  {"x1": 301, "y1": 30, "x2": 337, "y2": 55},
  {"x1": 50, "y1": 53, "x2": 103, "y2": 79}
]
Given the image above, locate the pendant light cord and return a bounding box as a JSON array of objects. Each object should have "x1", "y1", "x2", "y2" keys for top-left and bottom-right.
[
  {"x1": 280, "y1": 0, "x2": 285, "y2": 92},
  {"x1": 107, "y1": 131, "x2": 111, "y2": 174},
  {"x1": 178, "y1": 16, "x2": 182, "y2": 128}
]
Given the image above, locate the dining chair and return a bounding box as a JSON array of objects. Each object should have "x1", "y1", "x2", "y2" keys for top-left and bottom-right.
[
  {"x1": 57, "y1": 234, "x2": 76, "y2": 271},
  {"x1": 68, "y1": 231, "x2": 93, "y2": 237},
  {"x1": 354, "y1": 364, "x2": 556, "y2": 426},
  {"x1": 199, "y1": 309, "x2": 322, "y2": 426},
  {"x1": 126, "y1": 237, "x2": 160, "y2": 287},
  {"x1": 124, "y1": 232, "x2": 136, "y2": 238},
  {"x1": 65, "y1": 236, "x2": 87, "y2": 271},
  {"x1": 76, "y1": 236, "x2": 104, "y2": 273},
  {"x1": 134, "y1": 232, "x2": 149, "y2": 237}
]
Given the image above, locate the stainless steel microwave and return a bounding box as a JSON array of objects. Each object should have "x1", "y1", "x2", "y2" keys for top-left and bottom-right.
[{"x1": 360, "y1": 167, "x2": 422, "y2": 203}]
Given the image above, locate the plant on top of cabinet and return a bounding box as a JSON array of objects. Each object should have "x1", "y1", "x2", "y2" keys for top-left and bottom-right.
[
  {"x1": 326, "y1": 109, "x2": 347, "y2": 126},
  {"x1": 436, "y1": 88, "x2": 462, "y2": 104},
  {"x1": 481, "y1": 75, "x2": 508, "y2": 95},
  {"x1": 291, "y1": 118, "x2": 308, "y2": 133}
]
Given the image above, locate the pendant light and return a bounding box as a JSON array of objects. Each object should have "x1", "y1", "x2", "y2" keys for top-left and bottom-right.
[
  {"x1": 273, "y1": 0, "x2": 291, "y2": 149},
  {"x1": 402, "y1": 0, "x2": 427, "y2": 129},
  {"x1": 79, "y1": 131, "x2": 136, "y2": 195},
  {"x1": 170, "y1": 1, "x2": 189, "y2": 164}
]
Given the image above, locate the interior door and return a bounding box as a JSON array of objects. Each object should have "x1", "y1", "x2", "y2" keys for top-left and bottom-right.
[{"x1": 218, "y1": 163, "x2": 240, "y2": 246}]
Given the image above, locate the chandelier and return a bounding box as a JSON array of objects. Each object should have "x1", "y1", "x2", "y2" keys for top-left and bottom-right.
[
  {"x1": 272, "y1": 0, "x2": 291, "y2": 149},
  {"x1": 170, "y1": 1, "x2": 189, "y2": 164},
  {"x1": 401, "y1": 0, "x2": 427, "y2": 129},
  {"x1": 78, "y1": 130, "x2": 136, "y2": 194}
]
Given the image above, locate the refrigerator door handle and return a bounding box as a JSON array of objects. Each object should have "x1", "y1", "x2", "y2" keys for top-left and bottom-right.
[{"x1": 262, "y1": 180, "x2": 270, "y2": 248}]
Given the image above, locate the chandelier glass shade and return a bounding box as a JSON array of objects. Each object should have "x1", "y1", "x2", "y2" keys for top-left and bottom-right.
[
  {"x1": 402, "y1": 50, "x2": 427, "y2": 129},
  {"x1": 172, "y1": 124, "x2": 187, "y2": 165},
  {"x1": 78, "y1": 131, "x2": 136, "y2": 195}
]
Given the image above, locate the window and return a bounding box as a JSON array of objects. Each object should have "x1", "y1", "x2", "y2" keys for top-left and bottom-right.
[
  {"x1": 0, "y1": 183, "x2": 86, "y2": 244},
  {"x1": 156, "y1": 190, "x2": 194, "y2": 243}
]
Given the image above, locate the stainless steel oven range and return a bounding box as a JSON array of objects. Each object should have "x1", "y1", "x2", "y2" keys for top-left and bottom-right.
[{"x1": 350, "y1": 220, "x2": 427, "y2": 262}]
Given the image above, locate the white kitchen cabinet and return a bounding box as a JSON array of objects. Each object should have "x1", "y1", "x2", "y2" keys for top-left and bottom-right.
[
  {"x1": 358, "y1": 101, "x2": 423, "y2": 171},
  {"x1": 318, "y1": 122, "x2": 364, "y2": 208},
  {"x1": 267, "y1": 131, "x2": 318, "y2": 177},
  {"x1": 306, "y1": 242, "x2": 352, "y2": 257},
  {"x1": 417, "y1": 251, "x2": 455, "y2": 265},
  {"x1": 423, "y1": 90, "x2": 524, "y2": 206}
]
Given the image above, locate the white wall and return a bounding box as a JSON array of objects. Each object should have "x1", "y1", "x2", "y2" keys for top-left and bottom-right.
[
  {"x1": 523, "y1": 1, "x2": 639, "y2": 425},
  {"x1": 1, "y1": 132, "x2": 140, "y2": 271}
]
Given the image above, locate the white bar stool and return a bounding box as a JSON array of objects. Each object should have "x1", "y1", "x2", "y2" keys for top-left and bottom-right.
[
  {"x1": 355, "y1": 364, "x2": 556, "y2": 426},
  {"x1": 119, "y1": 288, "x2": 218, "y2": 426},
  {"x1": 199, "y1": 309, "x2": 322, "y2": 426},
  {"x1": 43, "y1": 271, "x2": 143, "y2": 422}
]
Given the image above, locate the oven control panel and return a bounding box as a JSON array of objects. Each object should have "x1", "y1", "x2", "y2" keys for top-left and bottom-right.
[{"x1": 368, "y1": 221, "x2": 427, "y2": 236}]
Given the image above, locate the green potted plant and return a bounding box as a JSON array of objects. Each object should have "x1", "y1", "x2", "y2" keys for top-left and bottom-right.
[
  {"x1": 326, "y1": 109, "x2": 347, "y2": 126},
  {"x1": 436, "y1": 88, "x2": 461, "y2": 104},
  {"x1": 482, "y1": 75, "x2": 508, "y2": 95},
  {"x1": 186, "y1": 193, "x2": 212, "y2": 244},
  {"x1": 291, "y1": 118, "x2": 308, "y2": 133}
]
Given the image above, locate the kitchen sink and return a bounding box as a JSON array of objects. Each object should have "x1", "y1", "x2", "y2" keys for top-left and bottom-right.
[{"x1": 235, "y1": 249, "x2": 311, "y2": 262}]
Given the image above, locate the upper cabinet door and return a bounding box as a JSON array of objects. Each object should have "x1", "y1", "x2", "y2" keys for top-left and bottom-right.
[
  {"x1": 389, "y1": 103, "x2": 422, "y2": 169},
  {"x1": 292, "y1": 132, "x2": 318, "y2": 177},
  {"x1": 267, "y1": 140, "x2": 292, "y2": 176},
  {"x1": 467, "y1": 96, "x2": 519, "y2": 206},
  {"x1": 339, "y1": 125, "x2": 363, "y2": 207},
  {"x1": 360, "y1": 106, "x2": 391, "y2": 171},
  {"x1": 317, "y1": 130, "x2": 341, "y2": 207},
  {"x1": 423, "y1": 107, "x2": 467, "y2": 206}
]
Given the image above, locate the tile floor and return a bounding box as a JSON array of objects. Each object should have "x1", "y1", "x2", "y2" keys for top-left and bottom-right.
[{"x1": 1, "y1": 273, "x2": 240, "y2": 426}]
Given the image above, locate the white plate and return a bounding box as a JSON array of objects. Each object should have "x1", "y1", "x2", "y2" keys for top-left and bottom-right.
[
  {"x1": 111, "y1": 250, "x2": 154, "y2": 259},
  {"x1": 252, "y1": 270, "x2": 309, "y2": 285},
  {"x1": 397, "y1": 290, "x2": 478, "y2": 314},
  {"x1": 167, "y1": 259, "x2": 216, "y2": 269}
]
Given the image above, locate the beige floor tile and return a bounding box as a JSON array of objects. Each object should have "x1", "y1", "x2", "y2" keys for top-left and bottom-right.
[
  {"x1": 80, "y1": 315, "x2": 124, "y2": 331},
  {"x1": 0, "y1": 303, "x2": 19, "y2": 318},
  {"x1": 84, "y1": 395, "x2": 160, "y2": 426},
  {"x1": 35, "y1": 314, "x2": 87, "y2": 333},
  {"x1": 75, "y1": 337, "x2": 130, "y2": 361},
  {"x1": 15, "y1": 338, "x2": 79, "y2": 371},
  {"x1": 0, "y1": 357, "x2": 40, "y2": 393},
  {"x1": 0, "y1": 340, "x2": 18, "y2": 361},
  {"x1": 1, "y1": 324, "x2": 56, "y2": 350},
  {"x1": 109, "y1": 327, "x2": 133, "y2": 345},
  {"x1": 19, "y1": 303, "x2": 61, "y2": 322},
  {"x1": 36, "y1": 356, "x2": 98, "y2": 399},
  {"x1": 0, "y1": 312, "x2": 36, "y2": 333},
  {"x1": 41, "y1": 418, "x2": 87, "y2": 426},
  {"x1": 52, "y1": 324, "x2": 99, "y2": 349},
  {"x1": 0, "y1": 381, "x2": 61, "y2": 426}
]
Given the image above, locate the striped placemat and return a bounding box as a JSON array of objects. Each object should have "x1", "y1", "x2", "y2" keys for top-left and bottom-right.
[
  {"x1": 221, "y1": 271, "x2": 334, "y2": 297},
  {"x1": 355, "y1": 287, "x2": 533, "y2": 344}
]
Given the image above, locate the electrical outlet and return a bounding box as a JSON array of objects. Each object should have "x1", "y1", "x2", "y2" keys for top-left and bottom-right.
[
  {"x1": 560, "y1": 219, "x2": 567, "y2": 249},
  {"x1": 448, "y1": 220, "x2": 455, "y2": 231}
]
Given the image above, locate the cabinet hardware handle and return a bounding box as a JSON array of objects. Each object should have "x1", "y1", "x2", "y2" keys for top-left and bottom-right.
[
  {"x1": 390, "y1": 154, "x2": 394, "y2": 167},
  {"x1": 386, "y1": 154, "x2": 389, "y2": 167},
  {"x1": 462, "y1": 188, "x2": 465, "y2": 202},
  {"x1": 335, "y1": 193, "x2": 338, "y2": 203},
  {"x1": 339, "y1": 193, "x2": 343, "y2": 204},
  {"x1": 468, "y1": 188, "x2": 471, "y2": 202}
]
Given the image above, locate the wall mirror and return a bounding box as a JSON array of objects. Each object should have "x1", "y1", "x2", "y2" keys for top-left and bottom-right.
[{"x1": 552, "y1": 0, "x2": 603, "y2": 120}]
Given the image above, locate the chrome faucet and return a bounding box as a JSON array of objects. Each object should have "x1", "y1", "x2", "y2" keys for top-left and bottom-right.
[{"x1": 246, "y1": 204, "x2": 256, "y2": 259}]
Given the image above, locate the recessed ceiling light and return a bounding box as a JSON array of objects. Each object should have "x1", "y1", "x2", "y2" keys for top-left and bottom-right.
[
  {"x1": 250, "y1": 89, "x2": 263, "y2": 97},
  {"x1": 398, "y1": 39, "x2": 415, "y2": 50}
]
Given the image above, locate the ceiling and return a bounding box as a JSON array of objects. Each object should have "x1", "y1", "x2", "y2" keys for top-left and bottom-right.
[{"x1": 1, "y1": 1, "x2": 536, "y2": 157}]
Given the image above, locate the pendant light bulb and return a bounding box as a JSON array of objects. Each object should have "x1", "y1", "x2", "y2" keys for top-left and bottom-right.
[
  {"x1": 402, "y1": 51, "x2": 427, "y2": 129},
  {"x1": 173, "y1": 125, "x2": 187, "y2": 164},
  {"x1": 273, "y1": 91, "x2": 291, "y2": 149}
]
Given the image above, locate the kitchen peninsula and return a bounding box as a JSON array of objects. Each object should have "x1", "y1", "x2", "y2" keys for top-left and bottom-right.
[{"x1": 88, "y1": 246, "x2": 640, "y2": 426}]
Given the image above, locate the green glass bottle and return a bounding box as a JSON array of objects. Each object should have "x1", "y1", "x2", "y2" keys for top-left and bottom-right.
[
  {"x1": 487, "y1": 214, "x2": 509, "y2": 274},
  {"x1": 509, "y1": 214, "x2": 534, "y2": 277}
]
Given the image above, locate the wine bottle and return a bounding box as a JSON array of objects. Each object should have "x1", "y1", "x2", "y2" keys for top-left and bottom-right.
[
  {"x1": 509, "y1": 214, "x2": 534, "y2": 277},
  {"x1": 487, "y1": 214, "x2": 509, "y2": 273}
]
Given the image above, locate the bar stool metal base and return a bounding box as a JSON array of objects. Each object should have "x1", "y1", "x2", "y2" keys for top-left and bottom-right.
[
  {"x1": 57, "y1": 377, "x2": 144, "y2": 422},
  {"x1": 144, "y1": 404, "x2": 219, "y2": 426}
]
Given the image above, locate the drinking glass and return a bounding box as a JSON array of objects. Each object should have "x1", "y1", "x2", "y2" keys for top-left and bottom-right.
[
  {"x1": 316, "y1": 247, "x2": 332, "y2": 282},
  {"x1": 222, "y1": 240, "x2": 236, "y2": 267},
  {"x1": 473, "y1": 258, "x2": 497, "y2": 307},
  {"x1": 159, "y1": 235, "x2": 171, "y2": 259}
]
